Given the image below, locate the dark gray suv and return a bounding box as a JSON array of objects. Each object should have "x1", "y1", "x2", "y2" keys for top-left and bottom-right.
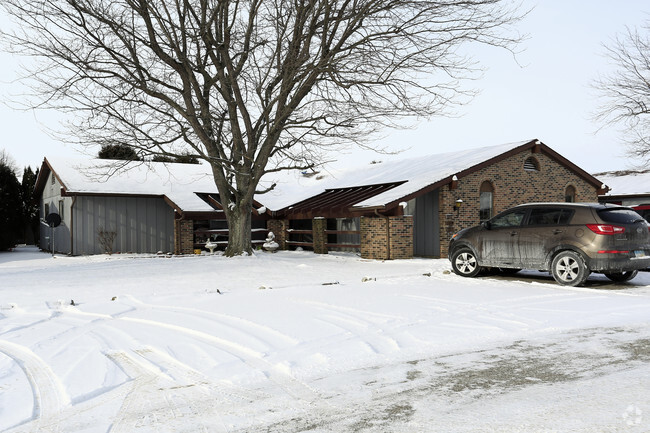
[{"x1": 449, "y1": 203, "x2": 650, "y2": 286}]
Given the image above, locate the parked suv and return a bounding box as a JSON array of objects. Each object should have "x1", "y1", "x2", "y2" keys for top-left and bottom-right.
[
  {"x1": 448, "y1": 203, "x2": 650, "y2": 286},
  {"x1": 633, "y1": 204, "x2": 650, "y2": 223}
]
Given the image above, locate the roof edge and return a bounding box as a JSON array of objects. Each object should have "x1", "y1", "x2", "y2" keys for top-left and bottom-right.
[{"x1": 356, "y1": 139, "x2": 606, "y2": 211}]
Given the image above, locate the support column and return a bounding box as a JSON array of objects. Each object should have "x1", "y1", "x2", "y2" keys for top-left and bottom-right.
[
  {"x1": 174, "y1": 218, "x2": 194, "y2": 255},
  {"x1": 388, "y1": 215, "x2": 413, "y2": 259},
  {"x1": 267, "y1": 219, "x2": 288, "y2": 250},
  {"x1": 312, "y1": 217, "x2": 328, "y2": 254},
  {"x1": 360, "y1": 217, "x2": 388, "y2": 260}
]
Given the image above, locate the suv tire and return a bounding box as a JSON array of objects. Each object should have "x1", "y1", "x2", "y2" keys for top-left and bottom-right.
[
  {"x1": 551, "y1": 250, "x2": 589, "y2": 286},
  {"x1": 451, "y1": 248, "x2": 481, "y2": 277},
  {"x1": 604, "y1": 270, "x2": 638, "y2": 283}
]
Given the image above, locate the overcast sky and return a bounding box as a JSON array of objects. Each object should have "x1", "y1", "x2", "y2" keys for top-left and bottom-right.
[{"x1": 1, "y1": 1, "x2": 649, "y2": 175}]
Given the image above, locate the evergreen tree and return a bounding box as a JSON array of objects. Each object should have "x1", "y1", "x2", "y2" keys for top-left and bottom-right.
[
  {"x1": 173, "y1": 152, "x2": 199, "y2": 164},
  {"x1": 98, "y1": 144, "x2": 140, "y2": 161},
  {"x1": 151, "y1": 155, "x2": 174, "y2": 163},
  {"x1": 0, "y1": 159, "x2": 23, "y2": 250},
  {"x1": 152, "y1": 152, "x2": 200, "y2": 164},
  {"x1": 21, "y1": 166, "x2": 40, "y2": 244}
]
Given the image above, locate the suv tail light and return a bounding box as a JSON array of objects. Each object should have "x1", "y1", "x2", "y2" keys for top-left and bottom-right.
[{"x1": 586, "y1": 224, "x2": 625, "y2": 235}]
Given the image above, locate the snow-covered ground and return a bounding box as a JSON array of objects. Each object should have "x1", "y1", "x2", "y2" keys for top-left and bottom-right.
[{"x1": 1, "y1": 246, "x2": 649, "y2": 432}]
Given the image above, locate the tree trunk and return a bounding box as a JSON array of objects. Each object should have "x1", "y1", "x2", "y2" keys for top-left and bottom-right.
[{"x1": 224, "y1": 203, "x2": 253, "y2": 257}]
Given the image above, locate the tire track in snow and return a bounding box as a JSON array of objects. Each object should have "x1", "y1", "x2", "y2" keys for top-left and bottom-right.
[
  {"x1": 39, "y1": 302, "x2": 314, "y2": 402},
  {"x1": 65, "y1": 302, "x2": 320, "y2": 403},
  {"x1": 0, "y1": 340, "x2": 69, "y2": 432},
  {"x1": 89, "y1": 295, "x2": 322, "y2": 403},
  {"x1": 107, "y1": 350, "x2": 229, "y2": 433},
  {"x1": 315, "y1": 314, "x2": 401, "y2": 355},
  {"x1": 1, "y1": 300, "x2": 324, "y2": 431},
  {"x1": 134, "y1": 346, "x2": 270, "y2": 403},
  {"x1": 121, "y1": 295, "x2": 300, "y2": 347},
  {"x1": 104, "y1": 344, "x2": 322, "y2": 433},
  {"x1": 118, "y1": 316, "x2": 321, "y2": 403},
  {"x1": 295, "y1": 300, "x2": 406, "y2": 355},
  {"x1": 399, "y1": 293, "x2": 544, "y2": 331}
]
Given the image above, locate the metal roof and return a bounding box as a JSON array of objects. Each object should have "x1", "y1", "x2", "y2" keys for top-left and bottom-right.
[{"x1": 279, "y1": 182, "x2": 406, "y2": 219}]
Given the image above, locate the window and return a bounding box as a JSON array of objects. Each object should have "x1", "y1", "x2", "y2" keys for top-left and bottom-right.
[
  {"x1": 59, "y1": 200, "x2": 64, "y2": 220},
  {"x1": 479, "y1": 181, "x2": 494, "y2": 221},
  {"x1": 44, "y1": 203, "x2": 49, "y2": 218},
  {"x1": 51, "y1": 173, "x2": 55, "y2": 185},
  {"x1": 565, "y1": 185, "x2": 576, "y2": 202},
  {"x1": 598, "y1": 209, "x2": 645, "y2": 224},
  {"x1": 490, "y1": 209, "x2": 527, "y2": 228},
  {"x1": 524, "y1": 157, "x2": 540, "y2": 172},
  {"x1": 527, "y1": 208, "x2": 574, "y2": 226}
]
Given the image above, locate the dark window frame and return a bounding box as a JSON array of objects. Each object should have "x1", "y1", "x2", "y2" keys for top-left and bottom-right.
[
  {"x1": 526, "y1": 208, "x2": 575, "y2": 226},
  {"x1": 479, "y1": 181, "x2": 494, "y2": 222},
  {"x1": 490, "y1": 209, "x2": 528, "y2": 229},
  {"x1": 565, "y1": 185, "x2": 576, "y2": 202}
]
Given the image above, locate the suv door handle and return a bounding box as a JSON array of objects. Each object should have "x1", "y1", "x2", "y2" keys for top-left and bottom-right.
[
  {"x1": 510, "y1": 231, "x2": 518, "y2": 236},
  {"x1": 552, "y1": 229, "x2": 563, "y2": 235}
]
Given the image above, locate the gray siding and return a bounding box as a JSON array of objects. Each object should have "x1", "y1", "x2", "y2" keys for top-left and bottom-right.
[
  {"x1": 413, "y1": 189, "x2": 440, "y2": 257},
  {"x1": 40, "y1": 171, "x2": 73, "y2": 254},
  {"x1": 72, "y1": 196, "x2": 174, "y2": 255}
]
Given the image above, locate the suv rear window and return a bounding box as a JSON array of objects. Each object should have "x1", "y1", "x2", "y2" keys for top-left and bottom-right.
[{"x1": 598, "y1": 208, "x2": 645, "y2": 224}]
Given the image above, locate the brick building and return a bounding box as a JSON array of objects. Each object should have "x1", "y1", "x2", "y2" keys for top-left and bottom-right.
[
  {"x1": 264, "y1": 139, "x2": 607, "y2": 259},
  {"x1": 36, "y1": 139, "x2": 605, "y2": 259}
]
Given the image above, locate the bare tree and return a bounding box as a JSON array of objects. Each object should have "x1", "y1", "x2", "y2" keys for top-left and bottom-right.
[
  {"x1": 0, "y1": 149, "x2": 18, "y2": 173},
  {"x1": 594, "y1": 20, "x2": 650, "y2": 164},
  {"x1": 1, "y1": 0, "x2": 524, "y2": 256}
]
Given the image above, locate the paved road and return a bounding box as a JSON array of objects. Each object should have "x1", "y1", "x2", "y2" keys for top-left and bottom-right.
[{"x1": 244, "y1": 326, "x2": 650, "y2": 432}]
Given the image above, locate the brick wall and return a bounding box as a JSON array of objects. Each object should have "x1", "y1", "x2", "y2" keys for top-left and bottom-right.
[
  {"x1": 267, "y1": 148, "x2": 597, "y2": 260},
  {"x1": 389, "y1": 216, "x2": 413, "y2": 259},
  {"x1": 312, "y1": 217, "x2": 327, "y2": 254},
  {"x1": 361, "y1": 217, "x2": 388, "y2": 259},
  {"x1": 174, "y1": 218, "x2": 194, "y2": 255},
  {"x1": 267, "y1": 219, "x2": 288, "y2": 250},
  {"x1": 438, "y1": 149, "x2": 598, "y2": 257},
  {"x1": 361, "y1": 215, "x2": 413, "y2": 260}
]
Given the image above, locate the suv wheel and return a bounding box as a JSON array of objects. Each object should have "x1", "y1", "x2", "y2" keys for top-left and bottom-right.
[
  {"x1": 604, "y1": 270, "x2": 638, "y2": 283},
  {"x1": 551, "y1": 251, "x2": 589, "y2": 286},
  {"x1": 451, "y1": 248, "x2": 481, "y2": 277}
]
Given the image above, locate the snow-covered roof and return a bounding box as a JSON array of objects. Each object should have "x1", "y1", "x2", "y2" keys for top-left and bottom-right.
[
  {"x1": 597, "y1": 170, "x2": 650, "y2": 197},
  {"x1": 260, "y1": 140, "x2": 537, "y2": 210},
  {"x1": 43, "y1": 158, "x2": 218, "y2": 213},
  {"x1": 41, "y1": 138, "x2": 594, "y2": 216}
]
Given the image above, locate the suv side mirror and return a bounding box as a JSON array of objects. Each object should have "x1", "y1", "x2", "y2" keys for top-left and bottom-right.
[{"x1": 482, "y1": 221, "x2": 492, "y2": 230}]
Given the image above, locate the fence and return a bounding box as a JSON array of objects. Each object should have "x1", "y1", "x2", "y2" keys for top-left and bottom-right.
[{"x1": 285, "y1": 227, "x2": 361, "y2": 251}]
